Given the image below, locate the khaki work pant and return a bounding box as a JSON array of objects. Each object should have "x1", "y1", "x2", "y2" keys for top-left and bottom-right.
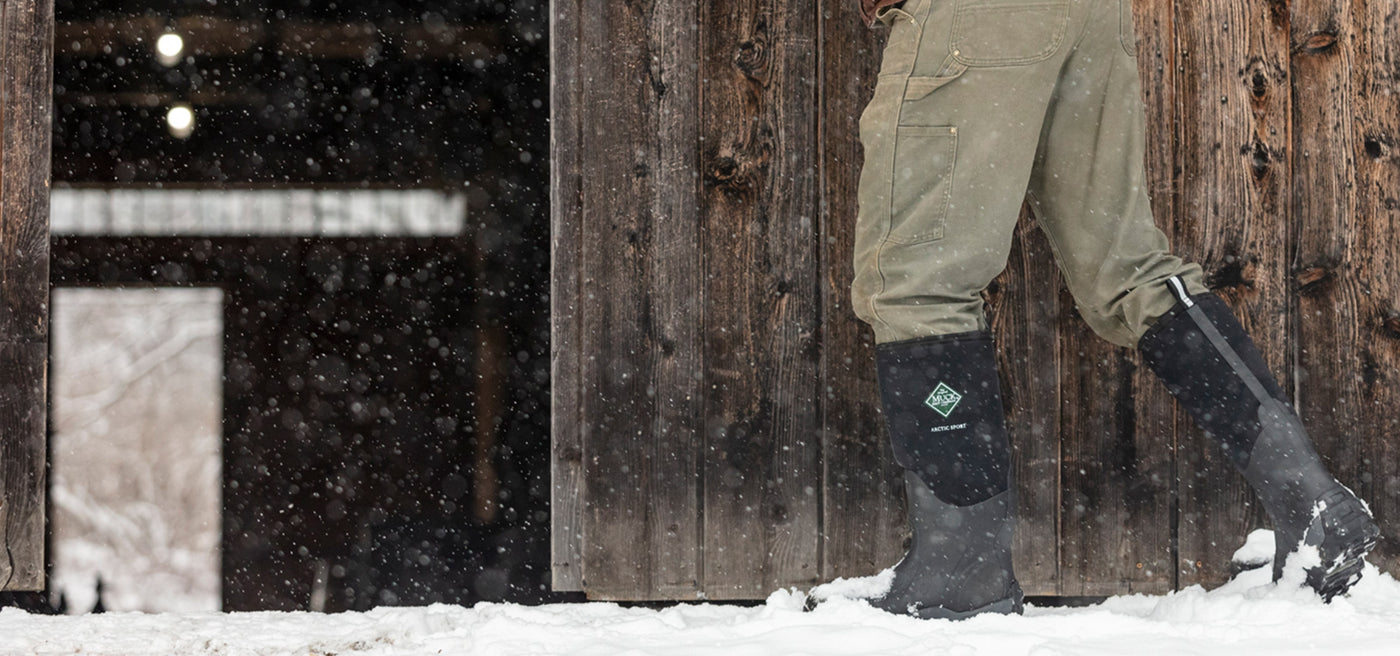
[{"x1": 853, "y1": 0, "x2": 1207, "y2": 347}]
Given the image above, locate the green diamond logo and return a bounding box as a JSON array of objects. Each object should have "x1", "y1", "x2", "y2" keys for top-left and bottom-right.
[{"x1": 924, "y1": 383, "x2": 962, "y2": 418}]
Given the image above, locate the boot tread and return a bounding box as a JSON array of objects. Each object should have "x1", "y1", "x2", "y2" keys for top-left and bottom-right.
[{"x1": 1297, "y1": 490, "x2": 1382, "y2": 602}]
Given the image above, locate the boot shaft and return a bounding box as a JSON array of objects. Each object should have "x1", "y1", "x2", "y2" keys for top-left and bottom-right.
[
  {"x1": 868, "y1": 331, "x2": 1023, "y2": 618},
  {"x1": 1138, "y1": 277, "x2": 1379, "y2": 593},
  {"x1": 1137, "y1": 281, "x2": 1337, "y2": 519},
  {"x1": 876, "y1": 331, "x2": 1011, "y2": 507}
]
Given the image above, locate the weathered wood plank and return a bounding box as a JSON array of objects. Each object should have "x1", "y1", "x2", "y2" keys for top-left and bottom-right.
[
  {"x1": 1120, "y1": 0, "x2": 1181, "y2": 594},
  {"x1": 575, "y1": 0, "x2": 704, "y2": 600},
  {"x1": 0, "y1": 0, "x2": 52, "y2": 341},
  {"x1": 988, "y1": 207, "x2": 1063, "y2": 596},
  {"x1": 1, "y1": 0, "x2": 54, "y2": 593},
  {"x1": 635, "y1": 0, "x2": 705, "y2": 600},
  {"x1": 1171, "y1": 0, "x2": 1291, "y2": 587},
  {"x1": 548, "y1": 0, "x2": 586, "y2": 593},
  {"x1": 700, "y1": 0, "x2": 821, "y2": 598},
  {"x1": 1126, "y1": 357, "x2": 1180, "y2": 593},
  {"x1": 1344, "y1": 0, "x2": 1400, "y2": 578},
  {"x1": 1056, "y1": 315, "x2": 1140, "y2": 595},
  {"x1": 1291, "y1": 0, "x2": 1400, "y2": 575},
  {"x1": 817, "y1": 0, "x2": 905, "y2": 585},
  {"x1": 0, "y1": 343, "x2": 45, "y2": 591}
]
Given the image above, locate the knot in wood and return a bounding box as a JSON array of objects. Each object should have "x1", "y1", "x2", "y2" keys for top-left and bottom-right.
[
  {"x1": 1295, "y1": 265, "x2": 1332, "y2": 294},
  {"x1": 1206, "y1": 256, "x2": 1256, "y2": 292},
  {"x1": 1242, "y1": 140, "x2": 1274, "y2": 179},
  {"x1": 1265, "y1": 0, "x2": 1288, "y2": 27},
  {"x1": 1382, "y1": 313, "x2": 1400, "y2": 340},
  {"x1": 1240, "y1": 58, "x2": 1282, "y2": 108},
  {"x1": 706, "y1": 155, "x2": 752, "y2": 194},
  {"x1": 1362, "y1": 135, "x2": 1391, "y2": 160},
  {"x1": 1250, "y1": 70, "x2": 1269, "y2": 100},
  {"x1": 646, "y1": 62, "x2": 669, "y2": 100},
  {"x1": 734, "y1": 35, "x2": 770, "y2": 80},
  {"x1": 1300, "y1": 31, "x2": 1339, "y2": 54},
  {"x1": 711, "y1": 156, "x2": 738, "y2": 179}
]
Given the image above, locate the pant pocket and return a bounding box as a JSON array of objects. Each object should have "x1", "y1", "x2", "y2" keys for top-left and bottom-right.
[
  {"x1": 889, "y1": 125, "x2": 958, "y2": 245},
  {"x1": 1120, "y1": 0, "x2": 1138, "y2": 57},
  {"x1": 951, "y1": 0, "x2": 1071, "y2": 67}
]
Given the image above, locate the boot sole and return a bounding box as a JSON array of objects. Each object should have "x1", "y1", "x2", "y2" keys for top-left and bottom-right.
[
  {"x1": 803, "y1": 584, "x2": 1024, "y2": 621},
  {"x1": 1307, "y1": 489, "x2": 1382, "y2": 602},
  {"x1": 801, "y1": 594, "x2": 1021, "y2": 619},
  {"x1": 910, "y1": 594, "x2": 1023, "y2": 621}
]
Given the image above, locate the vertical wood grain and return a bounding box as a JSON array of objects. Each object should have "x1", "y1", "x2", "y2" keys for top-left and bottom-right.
[
  {"x1": 988, "y1": 207, "x2": 1063, "y2": 596},
  {"x1": 700, "y1": 0, "x2": 821, "y2": 598},
  {"x1": 574, "y1": 0, "x2": 704, "y2": 600},
  {"x1": 640, "y1": 0, "x2": 704, "y2": 599},
  {"x1": 1122, "y1": 0, "x2": 1182, "y2": 594},
  {"x1": 548, "y1": 0, "x2": 585, "y2": 593},
  {"x1": 1056, "y1": 316, "x2": 1144, "y2": 595},
  {"x1": 0, "y1": 344, "x2": 46, "y2": 591},
  {"x1": 1343, "y1": 0, "x2": 1400, "y2": 577},
  {"x1": 0, "y1": 0, "x2": 53, "y2": 592},
  {"x1": 1171, "y1": 0, "x2": 1291, "y2": 588},
  {"x1": 0, "y1": 0, "x2": 51, "y2": 338},
  {"x1": 1291, "y1": 0, "x2": 1400, "y2": 575},
  {"x1": 817, "y1": 0, "x2": 905, "y2": 585}
]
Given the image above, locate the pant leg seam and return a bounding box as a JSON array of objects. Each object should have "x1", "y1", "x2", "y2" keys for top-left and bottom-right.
[
  {"x1": 871, "y1": 1, "x2": 938, "y2": 340},
  {"x1": 1068, "y1": 0, "x2": 1097, "y2": 53}
]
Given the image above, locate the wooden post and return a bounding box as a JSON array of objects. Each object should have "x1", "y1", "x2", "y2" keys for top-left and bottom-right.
[{"x1": 0, "y1": 0, "x2": 54, "y2": 592}]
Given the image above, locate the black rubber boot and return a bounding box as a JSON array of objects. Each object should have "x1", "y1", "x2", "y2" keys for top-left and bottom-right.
[
  {"x1": 868, "y1": 472, "x2": 1024, "y2": 619},
  {"x1": 1139, "y1": 277, "x2": 1381, "y2": 600},
  {"x1": 867, "y1": 331, "x2": 1023, "y2": 619}
]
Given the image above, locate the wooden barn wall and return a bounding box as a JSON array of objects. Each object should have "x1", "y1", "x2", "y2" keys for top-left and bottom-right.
[
  {"x1": 552, "y1": 0, "x2": 1400, "y2": 599},
  {"x1": 1288, "y1": 0, "x2": 1400, "y2": 587},
  {"x1": 0, "y1": 0, "x2": 54, "y2": 593}
]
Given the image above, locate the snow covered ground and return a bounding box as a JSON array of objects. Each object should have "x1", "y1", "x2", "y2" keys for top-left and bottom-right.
[{"x1": 5, "y1": 532, "x2": 1400, "y2": 656}]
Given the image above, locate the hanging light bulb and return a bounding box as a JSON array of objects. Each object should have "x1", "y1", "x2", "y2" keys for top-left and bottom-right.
[
  {"x1": 166, "y1": 104, "x2": 195, "y2": 138},
  {"x1": 156, "y1": 32, "x2": 185, "y2": 67}
]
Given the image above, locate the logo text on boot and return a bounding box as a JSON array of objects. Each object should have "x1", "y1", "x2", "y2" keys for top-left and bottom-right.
[{"x1": 924, "y1": 383, "x2": 963, "y2": 418}]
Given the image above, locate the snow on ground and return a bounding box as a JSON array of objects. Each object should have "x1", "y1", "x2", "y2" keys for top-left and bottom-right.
[{"x1": 6, "y1": 535, "x2": 1400, "y2": 655}]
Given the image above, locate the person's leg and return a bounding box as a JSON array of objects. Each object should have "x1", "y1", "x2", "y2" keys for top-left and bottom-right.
[
  {"x1": 1022, "y1": 0, "x2": 1205, "y2": 345},
  {"x1": 846, "y1": 0, "x2": 1090, "y2": 618},
  {"x1": 853, "y1": 0, "x2": 1078, "y2": 343},
  {"x1": 1029, "y1": 0, "x2": 1378, "y2": 599}
]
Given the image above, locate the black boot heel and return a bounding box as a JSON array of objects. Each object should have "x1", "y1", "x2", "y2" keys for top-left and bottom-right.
[{"x1": 1304, "y1": 488, "x2": 1381, "y2": 601}]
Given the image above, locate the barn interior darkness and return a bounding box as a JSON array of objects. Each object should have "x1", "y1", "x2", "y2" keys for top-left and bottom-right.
[{"x1": 2, "y1": 0, "x2": 562, "y2": 611}]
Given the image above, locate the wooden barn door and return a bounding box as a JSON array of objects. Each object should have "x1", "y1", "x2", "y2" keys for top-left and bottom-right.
[
  {"x1": 552, "y1": 0, "x2": 1400, "y2": 600},
  {"x1": 551, "y1": 0, "x2": 901, "y2": 600},
  {"x1": 0, "y1": 0, "x2": 54, "y2": 593}
]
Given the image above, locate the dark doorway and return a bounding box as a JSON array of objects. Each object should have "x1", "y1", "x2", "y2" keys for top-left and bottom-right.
[{"x1": 41, "y1": 0, "x2": 562, "y2": 611}]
